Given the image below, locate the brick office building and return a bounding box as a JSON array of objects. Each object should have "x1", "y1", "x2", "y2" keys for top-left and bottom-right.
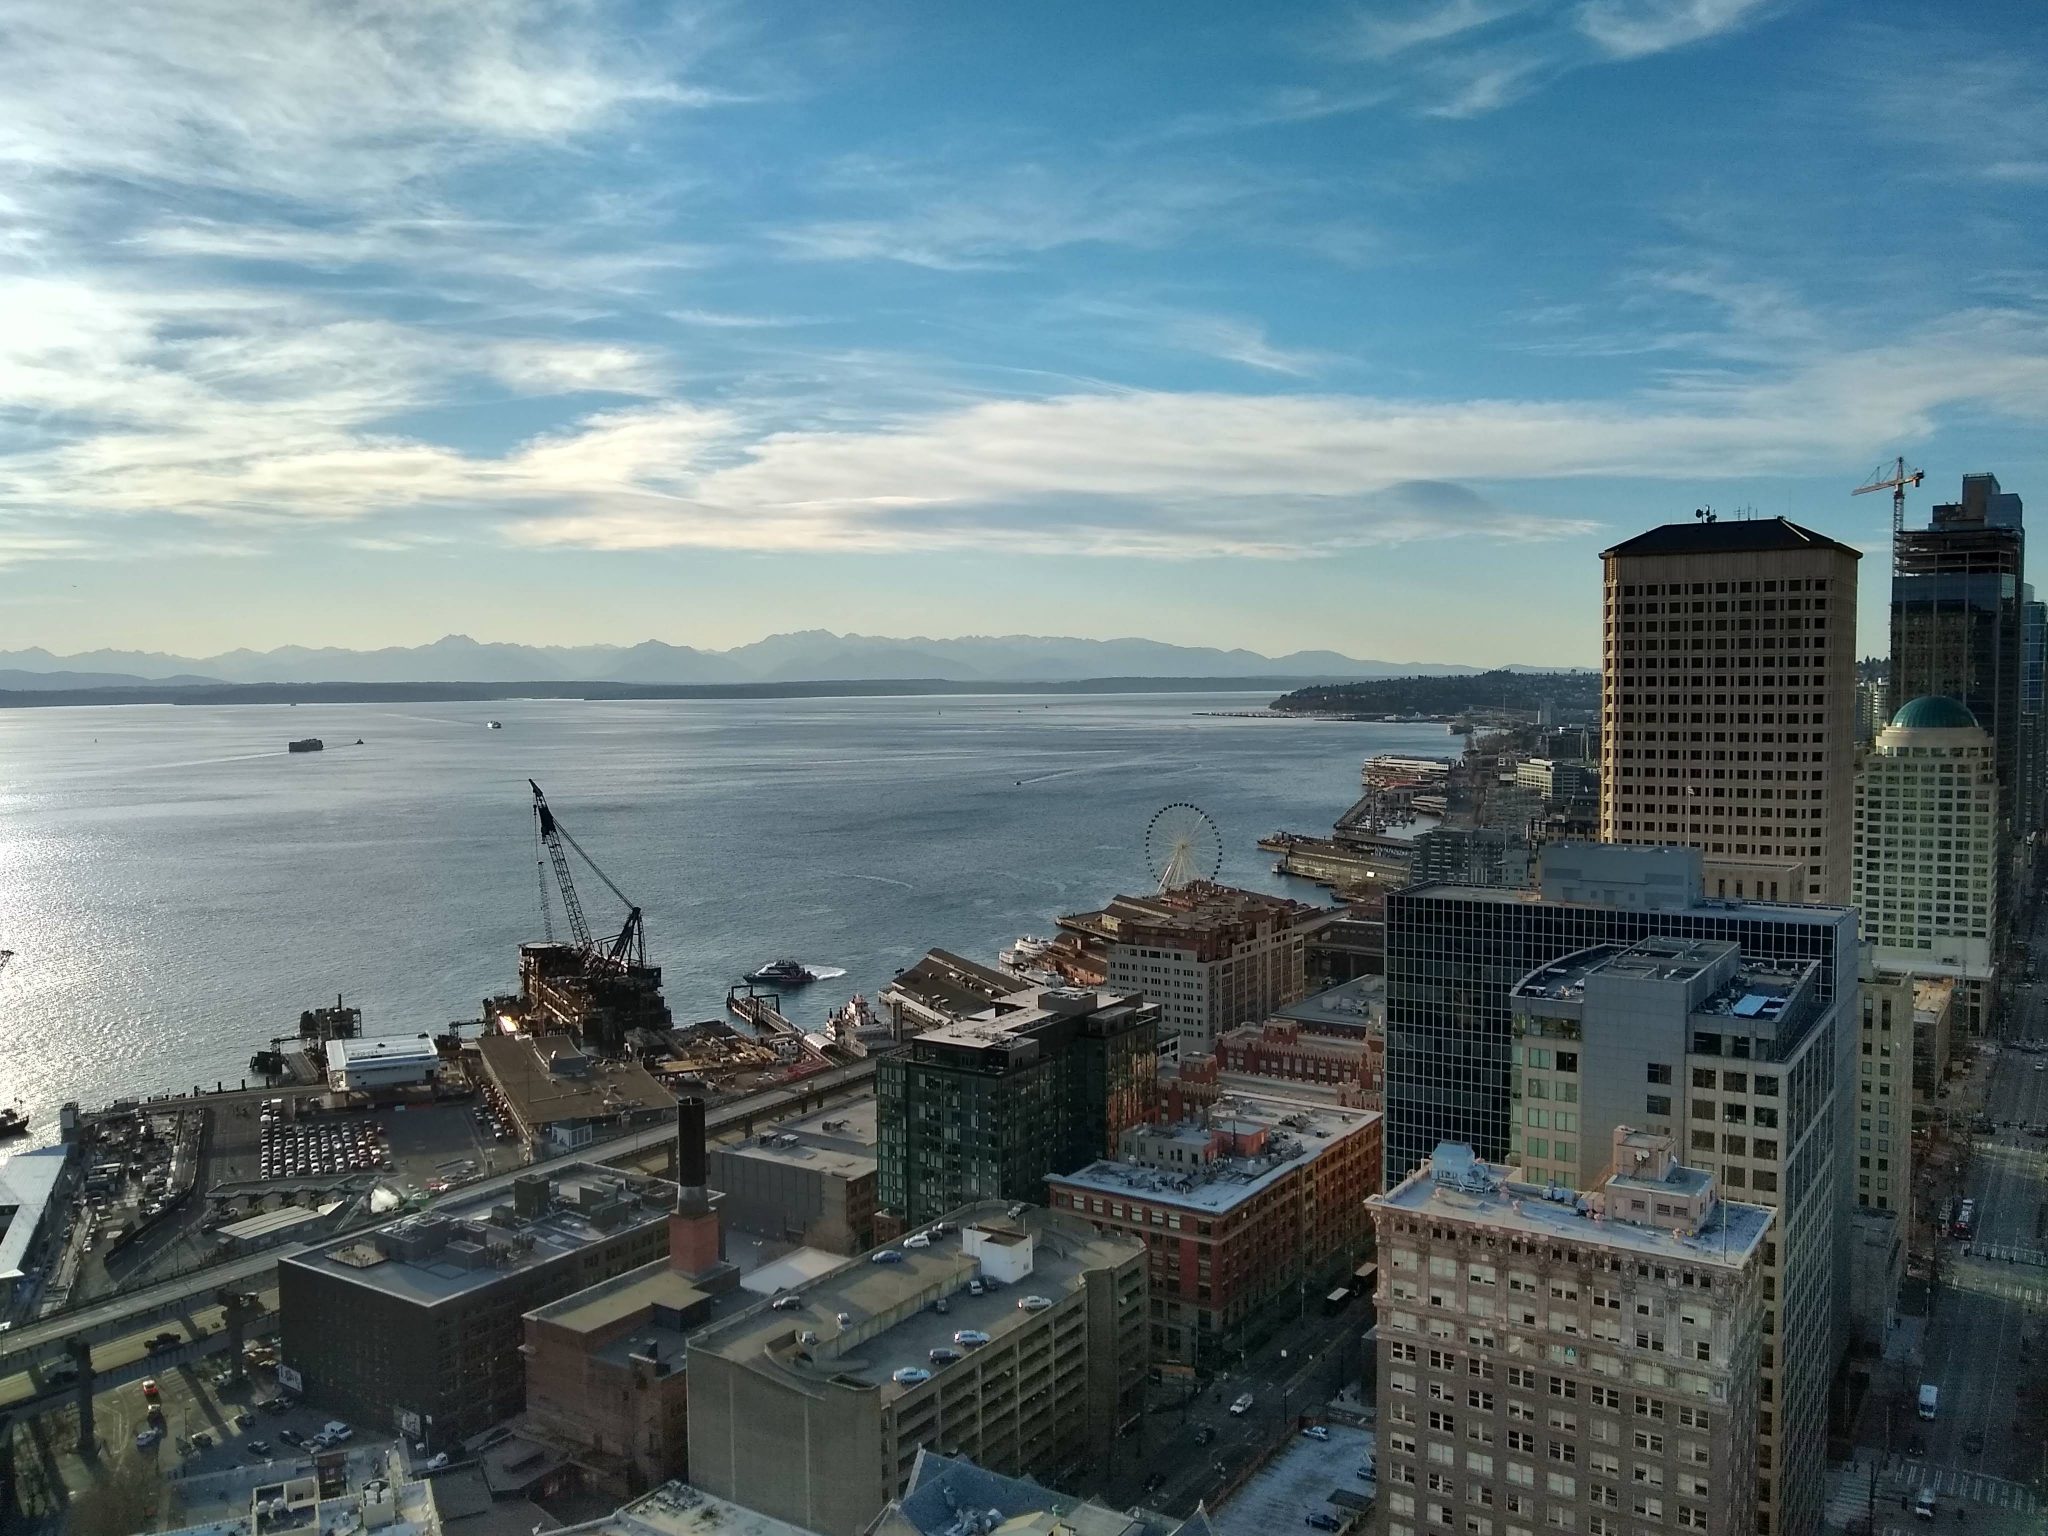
[{"x1": 1048, "y1": 1091, "x2": 1381, "y2": 1362}]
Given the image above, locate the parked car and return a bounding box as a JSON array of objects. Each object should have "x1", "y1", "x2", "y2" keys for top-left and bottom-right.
[
  {"x1": 1307, "y1": 1515, "x2": 1343, "y2": 1531},
  {"x1": 424, "y1": 1452, "x2": 449, "y2": 1471},
  {"x1": 235, "y1": 1411, "x2": 256, "y2": 1430},
  {"x1": 246, "y1": 1441, "x2": 272, "y2": 1458},
  {"x1": 1302, "y1": 1425, "x2": 1331, "y2": 1441},
  {"x1": 278, "y1": 1428, "x2": 305, "y2": 1447},
  {"x1": 1230, "y1": 1393, "x2": 1254, "y2": 1415},
  {"x1": 135, "y1": 1427, "x2": 164, "y2": 1449},
  {"x1": 1913, "y1": 1490, "x2": 1937, "y2": 1522},
  {"x1": 140, "y1": 1378, "x2": 160, "y2": 1400}
]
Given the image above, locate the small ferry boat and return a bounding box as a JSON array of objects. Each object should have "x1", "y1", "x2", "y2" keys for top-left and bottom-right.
[
  {"x1": 287, "y1": 738, "x2": 324, "y2": 754},
  {"x1": 0, "y1": 1108, "x2": 28, "y2": 1140},
  {"x1": 745, "y1": 958, "x2": 814, "y2": 986},
  {"x1": 487, "y1": 721, "x2": 503, "y2": 730}
]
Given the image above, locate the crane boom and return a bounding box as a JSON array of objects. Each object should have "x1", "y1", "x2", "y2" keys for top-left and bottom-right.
[
  {"x1": 529, "y1": 780, "x2": 594, "y2": 952},
  {"x1": 1853, "y1": 454, "x2": 1925, "y2": 547}
]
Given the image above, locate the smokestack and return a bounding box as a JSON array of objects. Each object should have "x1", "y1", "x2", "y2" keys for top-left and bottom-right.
[{"x1": 676, "y1": 1096, "x2": 708, "y2": 1212}]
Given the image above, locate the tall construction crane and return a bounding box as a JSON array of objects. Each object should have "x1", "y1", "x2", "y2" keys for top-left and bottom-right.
[
  {"x1": 529, "y1": 780, "x2": 647, "y2": 973},
  {"x1": 1854, "y1": 455, "x2": 1925, "y2": 545}
]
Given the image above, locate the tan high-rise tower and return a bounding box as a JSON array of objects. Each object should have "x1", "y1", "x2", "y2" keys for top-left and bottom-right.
[{"x1": 1600, "y1": 518, "x2": 1860, "y2": 905}]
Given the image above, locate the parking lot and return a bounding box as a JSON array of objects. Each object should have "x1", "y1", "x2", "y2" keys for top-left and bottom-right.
[
  {"x1": 116, "y1": 1355, "x2": 400, "y2": 1506},
  {"x1": 257, "y1": 1103, "x2": 391, "y2": 1181},
  {"x1": 205, "y1": 1094, "x2": 513, "y2": 1202}
]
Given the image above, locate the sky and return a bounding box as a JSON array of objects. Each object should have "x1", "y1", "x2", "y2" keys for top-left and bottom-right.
[{"x1": 1, "y1": 0, "x2": 2045, "y2": 667}]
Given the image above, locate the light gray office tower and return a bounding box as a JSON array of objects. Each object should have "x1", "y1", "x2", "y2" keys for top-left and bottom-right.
[
  {"x1": 1385, "y1": 843, "x2": 1858, "y2": 1536},
  {"x1": 1512, "y1": 936, "x2": 1839, "y2": 1536}
]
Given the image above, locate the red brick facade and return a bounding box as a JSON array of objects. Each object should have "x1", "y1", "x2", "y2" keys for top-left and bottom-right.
[
  {"x1": 1047, "y1": 1106, "x2": 1382, "y2": 1363},
  {"x1": 1213, "y1": 1020, "x2": 1382, "y2": 1110}
]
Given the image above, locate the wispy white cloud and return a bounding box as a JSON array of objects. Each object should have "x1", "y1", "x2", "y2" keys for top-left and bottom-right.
[
  {"x1": 12, "y1": 290, "x2": 2044, "y2": 566},
  {"x1": 0, "y1": 0, "x2": 720, "y2": 206},
  {"x1": 1576, "y1": 0, "x2": 1778, "y2": 60},
  {"x1": 1316, "y1": 0, "x2": 1786, "y2": 118},
  {"x1": 770, "y1": 162, "x2": 1247, "y2": 271},
  {"x1": 1341, "y1": 0, "x2": 1541, "y2": 60},
  {"x1": 1855, "y1": 42, "x2": 2048, "y2": 188}
]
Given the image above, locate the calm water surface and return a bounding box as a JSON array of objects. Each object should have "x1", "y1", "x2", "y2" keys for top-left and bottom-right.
[{"x1": 0, "y1": 693, "x2": 1458, "y2": 1126}]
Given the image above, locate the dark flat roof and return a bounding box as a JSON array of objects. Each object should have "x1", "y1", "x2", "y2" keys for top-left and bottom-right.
[{"x1": 1602, "y1": 517, "x2": 1859, "y2": 560}]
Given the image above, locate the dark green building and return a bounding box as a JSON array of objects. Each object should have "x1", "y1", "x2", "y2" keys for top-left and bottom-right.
[{"x1": 877, "y1": 987, "x2": 1158, "y2": 1226}]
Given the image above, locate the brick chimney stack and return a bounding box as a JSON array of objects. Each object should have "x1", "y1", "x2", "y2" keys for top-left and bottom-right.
[{"x1": 669, "y1": 1096, "x2": 721, "y2": 1277}]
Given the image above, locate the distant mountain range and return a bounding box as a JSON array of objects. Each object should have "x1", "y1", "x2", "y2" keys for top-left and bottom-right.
[{"x1": 0, "y1": 633, "x2": 1561, "y2": 687}]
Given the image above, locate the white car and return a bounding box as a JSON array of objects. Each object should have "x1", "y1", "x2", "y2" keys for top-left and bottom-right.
[
  {"x1": 952, "y1": 1329, "x2": 991, "y2": 1348},
  {"x1": 903, "y1": 1233, "x2": 931, "y2": 1249},
  {"x1": 1230, "y1": 1393, "x2": 1254, "y2": 1415},
  {"x1": 1302, "y1": 1425, "x2": 1330, "y2": 1441},
  {"x1": 424, "y1": 1452, "x2": 449, "y2": 1471}
]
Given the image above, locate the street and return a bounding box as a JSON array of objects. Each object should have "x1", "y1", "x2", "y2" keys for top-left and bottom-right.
[
  {"x1": 1844, "y1": 891, "x2": 2048, "y2": 1536},
  {"x1": 1087, "y1": 1302, "x2": 1365, "y2": 1519}
]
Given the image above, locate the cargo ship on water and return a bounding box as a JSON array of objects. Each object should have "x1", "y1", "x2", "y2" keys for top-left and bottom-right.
[{"x1": 287, "y1": 738, "x2": 324, "y2": 754}]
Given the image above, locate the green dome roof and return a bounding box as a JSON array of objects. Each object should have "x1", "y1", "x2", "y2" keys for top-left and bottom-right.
[{"x1": 1890, "y1": 696, "x2": 1980, "y2": 731}]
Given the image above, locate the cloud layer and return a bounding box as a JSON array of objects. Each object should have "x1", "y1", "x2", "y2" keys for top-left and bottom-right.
[{"x1": 1, "y1": 0, "x2": 2046, "y2": 599}]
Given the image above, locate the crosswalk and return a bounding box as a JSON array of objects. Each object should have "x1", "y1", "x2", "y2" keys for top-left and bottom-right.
[
  {"x1": 1965, "y1": 1241, "x2": 2047, "y2": 1266},
  {"x1": 1826, "y1": 1456, "x2": 2048, "y2": 1526},
  {"x1": 1913, "y1": 1464, "x2": 2047, "y2": 1514},
  {"x1": 1950, "y1": 1270, "x2": 2048, "y2": 1306}
]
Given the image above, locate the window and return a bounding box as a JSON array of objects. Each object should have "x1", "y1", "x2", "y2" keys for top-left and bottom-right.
[{"x1": 1633, "y1": 1431, "x2": 1665, "y2": 1454}]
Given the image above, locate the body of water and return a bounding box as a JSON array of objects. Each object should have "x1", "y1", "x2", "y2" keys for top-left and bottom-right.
[{"x1": 0, "y1": 693, "x2": 1459, "y2": 1127}]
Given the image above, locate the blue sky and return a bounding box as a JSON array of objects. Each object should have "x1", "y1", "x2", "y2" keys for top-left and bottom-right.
[{"x1": 1, "y1": 0, "x2": 2045, "y2": 665}]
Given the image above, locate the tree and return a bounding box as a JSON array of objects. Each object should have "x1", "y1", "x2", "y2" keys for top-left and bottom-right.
[{"x1": 64, "y1": 1457, "x2": 163, "y2": 1536}]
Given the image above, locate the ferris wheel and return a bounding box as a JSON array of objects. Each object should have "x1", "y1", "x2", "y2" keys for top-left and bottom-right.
[{"x1": 1145, "y1": 802, "x2": 1222, "y2": 892}]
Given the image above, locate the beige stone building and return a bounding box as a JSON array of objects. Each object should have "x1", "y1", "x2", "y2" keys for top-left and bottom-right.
[
  {"x1": 1854, "y1": 968, "x2": 1914, "y2": 1221},
  {"x1": 1852, "y1": 696, "x2": 2001, "y2": 1033},
  {"x1": 1059, "y1": 882, "x2": 1314, "y2": 1054},
  {"x1": 1370, "y1": 1134, "x2": 1771, "y2": 1536},
  {"x1": 684, "y1": 1203, "x2": 1146, "y2": 1536},
  {"x1": 1600, "y1": 518, "x2": 1861, "y2": 905}
]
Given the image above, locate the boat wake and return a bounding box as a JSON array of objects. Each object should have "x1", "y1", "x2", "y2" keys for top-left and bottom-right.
[{"x1": 806, "y1": 965, "x2": 849, "y2": 980}]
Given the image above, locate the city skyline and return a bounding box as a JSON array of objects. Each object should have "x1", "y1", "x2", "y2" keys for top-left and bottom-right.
[{"x1": 2, "y1": 1, "x2": 2045, "y2": 662}]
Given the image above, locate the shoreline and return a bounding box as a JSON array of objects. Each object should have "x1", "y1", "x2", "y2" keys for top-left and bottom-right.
[{"x1": 0, "y1": 675, "x2": 1353, "y2": 709}]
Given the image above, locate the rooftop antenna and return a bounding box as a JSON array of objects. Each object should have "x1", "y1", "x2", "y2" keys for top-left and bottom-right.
[{"x1": 1693, "y1": 506, "x2": 1717, "y2": 524}]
